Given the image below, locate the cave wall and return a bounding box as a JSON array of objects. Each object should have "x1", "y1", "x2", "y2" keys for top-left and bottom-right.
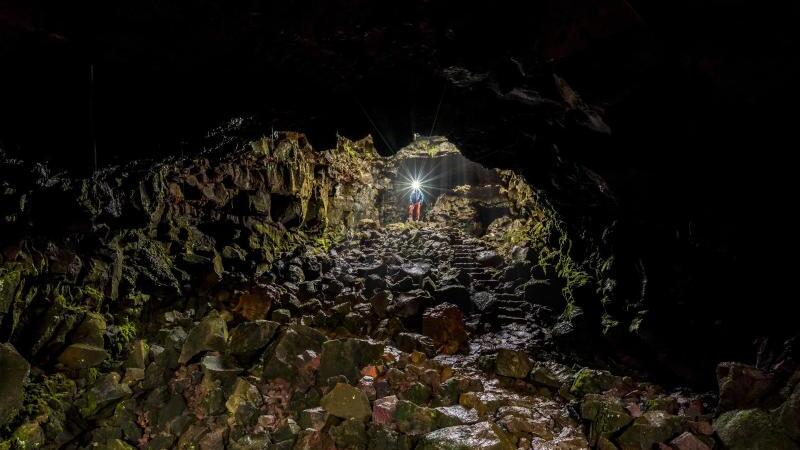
[{"x1": 0, "y1": 131, "x2": 382, "y2": 385}]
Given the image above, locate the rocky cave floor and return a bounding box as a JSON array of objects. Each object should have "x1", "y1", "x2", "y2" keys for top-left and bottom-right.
[{"x1": 3, "y1": 221, "x2": 741, "y2": 450}]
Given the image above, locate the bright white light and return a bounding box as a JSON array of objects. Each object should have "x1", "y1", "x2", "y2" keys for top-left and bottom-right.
[{"x1": 411, "y1": 180, "x2": 421, "y2": 190}]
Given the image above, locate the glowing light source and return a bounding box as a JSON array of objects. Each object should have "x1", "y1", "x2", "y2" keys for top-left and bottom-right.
[{"x1": 411, "y1": 180, "x2": 421, "y2": 191}]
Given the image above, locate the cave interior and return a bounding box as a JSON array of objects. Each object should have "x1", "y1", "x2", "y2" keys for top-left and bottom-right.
[{"x1": 0, "y1": 1, "x2": 797, "y2": 450}]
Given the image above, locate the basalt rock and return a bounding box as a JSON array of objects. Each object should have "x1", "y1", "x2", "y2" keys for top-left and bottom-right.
[
  {"x1": 416, "y1": 422, "x2": 515, "y2": 450},
  {"x1": 320, "y1": 383, "x2": 372, "y2": 422},
  {"x1": 0, "y1": 343, "x2": 30, "y2": 427},
  {"x1": 179, "y1": 310, "x2": 229, "y2": 364},
  {"x1": 421, "y1": 303, "x2": 468, "y2": 355},
  {"x1": 318, "y1": 338, "x2": 385, "y2": 384}
]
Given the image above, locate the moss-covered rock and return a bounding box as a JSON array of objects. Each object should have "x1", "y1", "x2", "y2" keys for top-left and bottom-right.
[
  {"x1": 329, "y1": 417, "x2": 368, "y2": 450},
  {"x1": 77, "y1": 372, "x2": 132, "y2": 419},
  {"x1": 715, "y1": 408, "x2": 799, "y2": 450},
  {"x1": 570, "y1": 368, "x2": 621, "y2": 397},
  {"x1": 416, "y1": 422, "x2": 515, "y2": 450},
  {"x1": 58, "y1": 343, "x2": 109, "y2": 369},
  {"x1": 367, "y1": 424, "x2": 412, "y2": 450},
  {"x1": 616, "y1": 411, "x2": 686, "y2": 450},
  {"x1": 320, "y1": 383, "x2": 372, "y2": 421},
  {"x1": 178, "y1": 310, "x2": 228, "y2": 364},
  {"x1": 317, "y1": 338, "x2": 384, "y2": 384},
  {"x1": 262, "y1": 324, "x2": 326, "y2": 381},
  {"x1": 580, "y1": 394, "x2": 633, "y2": 446},
  {"x1": 228, "y1": 320, "x2": 279, "y2": 357},
  {"x1": 495, "y1": 348, "x2": 532, "y2": 379},
  {"x1": 394, "y1": 400, "x2": 439, "y2": 436},
  {"x1": 0, "y1": 344, "x2": 30, "y2": 427}
]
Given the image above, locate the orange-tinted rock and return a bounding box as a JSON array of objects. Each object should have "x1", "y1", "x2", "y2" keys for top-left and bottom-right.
[{"x1": 422, "y1": 302, "x2": 467, "y2": 355}]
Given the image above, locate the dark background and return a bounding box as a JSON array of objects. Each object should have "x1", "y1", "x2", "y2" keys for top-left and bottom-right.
[{"x1": 1, "y1": 0, "x2": 797, "y2": 386}]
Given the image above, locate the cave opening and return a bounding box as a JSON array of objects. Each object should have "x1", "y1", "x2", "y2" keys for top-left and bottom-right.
[{"x1": 380, "y1": 136, "x2": 512, "y2": 235}]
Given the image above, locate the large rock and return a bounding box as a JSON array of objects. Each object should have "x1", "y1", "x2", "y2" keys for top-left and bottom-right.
[
  {"x1": 228, "y1": 320, "x2": 279, "y2": 357},
  {"x1": 394, "y1": 400, "x2": 439, "y2": 436},
  {"x1": 670, "y1": 432, "x2": 711, "y2": 450},
  {"x1": 495, "y1": 348, "x2": 532, "y2": 379},
  {"x1": 262, "y1": 324, "x2": 326, "y2": 380},
  {"x1": 318, "y1": 338, "x2": 384, "y2": 384},
  {"x1": 715, "y1": 408, "x2": 800, "y2": 450},
  {"x1": 433, "y1": 285, "x2": 470, "y2": 310},
  {"x1": 320, "y1": 383, "x2": 372, "y2": 421},
  {"x1": 58, "y1": 343, "x2": 110, "y2": 369},
  {"x1": 570, "y1": 368, "x2": 622, "y2": 397},
  {"x1": 367, "y1": 424, "x2": 412, "y2": 450},
  {"x1": 416, "y1": 422, "x2": 515, "y2": 450},
  {"x1": 422, "y1": 303, "x2": 467, "y2": 355},
  {"x1": 580, "y1": 394, "x2": 633, "y2": 446},
  {"x1": 78, "y1": 372, "x2": 133, "y2": 419},
  {"x1": 520, "y1": 279, "x2": 561, "y2": 306},
  {"x1": 71, "y1": 312, "x2": 107, "y2": 347},
  {"x1": 329, "y1": 417, "x2": 368, "y2": 450},
  {"x1": 178, "y1": 310, "x2": 228, "y2": 364},
  {"x1": 616, "y1": 411, "x2": 686, "y2": 450},
  {"x1": 716, "y1": 361, "x2": 776, "y2": 412},
  {"x1": 0, "y1": 343, "x2": 30, "y2": 427}
]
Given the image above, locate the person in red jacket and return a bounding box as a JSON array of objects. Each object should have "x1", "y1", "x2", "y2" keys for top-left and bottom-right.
[{"x1": 408, "y1": 188, "x2": 424, "y2": 221}]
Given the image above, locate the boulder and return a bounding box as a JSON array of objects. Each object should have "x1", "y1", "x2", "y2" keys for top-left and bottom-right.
[
  {"x1": 433, "y1": 285, "x2": 470, "y2": 309},
  {"x1": 78, "y1": 373, "x2": 133, "y2": 419},
  {"x1": 125, "y1": 339, "x2": 150, "y2": 369},
  {"x1": 320, "y1": 383, "x2": 372, "y2": 421},
  {"x1": 394, "y1": 400, "x2": 439, "y2": 436},
  {"x1": 470, "y1": 292, "x2": 496, "y2": 313},
  {"x1": 372, "y1": 395, "x2": 399, "y2": 425},
  {"x1": 294, "y1": 429, "x2": 336, "y2": 450},
  {"x1": 416, "y1": 422, "x2": 515, "y2": 450},
  {"x1": 497, "y1": 406, "x2": 554, "y2": 438},
  {"x1": 570, "y1": 368, "x2": 622, "y2": 397},
  {"x1": 580, "y1": 394, "x2": 633, "y2": 445},
  {"x1": 201, "y1": 355, "x2": 242, "y2": 391},
  {"x1": 228, "y1": 320, "x2": 279, "y2": 356},
  {"x1": 58, "y1": 343, "x2": 110, "y2": 369},
  {"x1": 329, "y1": 417, "x2": 368, "y2": 450},
  {"x1": 395, "y1": 332, "x2": 436, "y2": 356},
  {"x1": 422, "y1": 303, "x2": 468, "y2": 355},
  {"x1": 299, "y1": 406, "x2": 330, "y2": 431},
  {"x1": 367, "y1": 424, "x2": 412, "y2": 450},
  {"x1": 178, "y1": 310, "x2": 228, "y2": 364},
  {"x1": 9, "y1": 422, "x2": 46, "y2": 449},
  {"x1": 520, "y1": 279, "x2": 561, "y2": 306},
  {"x1": 262, "y1": 324, "x2": 326, "y2": 380},
  {"x1": 476, "y1": 251, "x2": 503, "y2": 267},
  {"x1": 670, "y1": 432, "x2": 711, "y2": 450},
  {"x1": 715, "y1": 408, "x2": 799, "y2": 450},
  {"x1": 617, "y1": 411, "x2": 686, "y2": 450},
  {"x1": 318, "y1": 338, "x2": 384, "y2": 384},
  {"x1": 0, "y1": 343, "x2": 30, "y2": 427},
  {"x1": 71, "y1": 312, "x2": 107, "y2": 347},
  {"x1": 716, "y1": 361, "x2": 776, "y2": 412},
  {"x1": 495, "y1": 348, "x2": 532, "y2": 379},
  {"x1": 434, "y1": 405, "x2": 481, "y2": 427},
  {"x1": 369, "y1": 290, "x2": 392, "y2": 317}
]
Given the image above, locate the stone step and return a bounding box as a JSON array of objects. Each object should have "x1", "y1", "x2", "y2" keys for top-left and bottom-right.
[
  {"x1": 466, "y1": 271, "x2": 493, "y2": 280},
  {"x1": 496, "y1": 301, "x2": 532, "y2": 312},
  {"x1": 497, "y1": 306, "x2": 526, "y2": 317},
  {"x1": 496, "y1": 314, "x2": 528, "y2": 324}
]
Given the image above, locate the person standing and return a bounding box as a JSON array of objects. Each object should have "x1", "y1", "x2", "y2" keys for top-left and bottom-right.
[{"x1": 408, "y1": 188, "x2": 424, "y2": 221}]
